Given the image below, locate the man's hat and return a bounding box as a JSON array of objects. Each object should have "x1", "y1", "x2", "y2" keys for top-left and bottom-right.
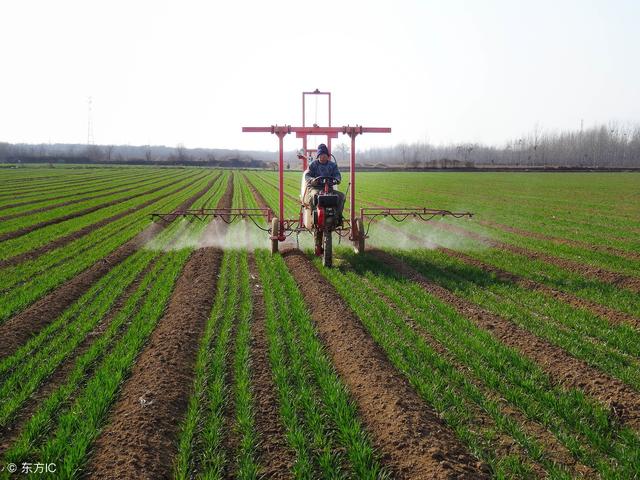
[{"x1": 317, "y1": 144, "x2": 329, "y2": 157}]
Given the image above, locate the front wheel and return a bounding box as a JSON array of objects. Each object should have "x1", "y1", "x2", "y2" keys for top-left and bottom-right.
[{"x1": 322, "y1": 230, "x2": 332, "y2": 267}]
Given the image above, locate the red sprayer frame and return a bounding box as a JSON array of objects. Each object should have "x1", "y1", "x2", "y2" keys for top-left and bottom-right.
[
  {"x1": 298, "y1": 89, "x2": 337, "y2": 170},
  {"x1": 242, "y1": 125, "x2": 391, "y2": 241}
]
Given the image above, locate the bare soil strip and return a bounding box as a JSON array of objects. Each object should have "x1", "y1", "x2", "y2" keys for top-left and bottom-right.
[
  {"x1": 0, "y1": 174, "x2": 213, "y2": 270},
  {"x1": 0, "y1": 179, "x2": 216, "y2": 362},
  {"x1": 248, "y1": 256, "x2": 295, "y2": 479},
  {"x1": 0, "y1": 259, "x2": 156, "y2": 456},
  {"x1": 0, "y1": 178, "x2": 194, "y2": 242},
  {"x1": 85, "y1": 176, "x2": 233, "y2": 479},
  {"x1": 373, "y1": 250, "x2": 640, "y2": 431},
  {"x1": 283, "y1": 250, "x2": 487, "y2": 480},
  {"x1": 435, "y1": 223, "x2": 640, "y2": 293},
  {"x1": 479, "y1": 219, "x2": 640, "y2": 262}
]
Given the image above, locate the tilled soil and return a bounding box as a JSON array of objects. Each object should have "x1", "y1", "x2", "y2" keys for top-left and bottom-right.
[
  {"x1": 0, "y1": 175, "x2": 201, "y2": 243},
  {"x1": 85, "y1": 176, "x2": 232, "y2": 479},
  {"x1": 283, "y1": 249, "x2": 488, "y2": 479},
  {"x1": 0, "y1": 178, "x2": 216, "y2": 361},
  {"x1": 373, "y1": 250, "x2": 640, "y2": 431},
  {"x1": 247, "y1": 256, "x2": 295, "y2": 479},
  {"x1": 0, "y1": 172, "x2": 210, "y2": 269}
]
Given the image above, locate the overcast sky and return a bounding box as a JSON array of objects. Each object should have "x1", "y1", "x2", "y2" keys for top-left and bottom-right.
[{"x1": 1, "y1": 0, "x2": 638, "y2": 152}]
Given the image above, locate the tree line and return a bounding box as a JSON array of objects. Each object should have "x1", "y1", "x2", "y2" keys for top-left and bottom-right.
[{"x1": 358, "y1": 123, "x2": 640, "y2": 168}]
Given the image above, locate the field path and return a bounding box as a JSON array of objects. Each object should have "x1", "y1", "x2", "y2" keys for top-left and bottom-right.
[
  {"x1": 0, "y1": 178, "x2": 216, "y2": 361},
  {"x1": 85, "y1": 175, "x2": 232, "y2": 479},
  {"x1": 283, "y1": 249, "x2": 487, "y2": 479}
]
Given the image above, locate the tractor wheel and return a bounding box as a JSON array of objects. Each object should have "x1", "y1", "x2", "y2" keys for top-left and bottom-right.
[
  {"x1": 322, "y1": 230, "x2": 332, "y2": 267},
  {"x1": 271, "y1": 217, "x2": 279, "y2": 255},
  {"x1": 353, "y1": 218, "x2": 365, "y2": 254}
]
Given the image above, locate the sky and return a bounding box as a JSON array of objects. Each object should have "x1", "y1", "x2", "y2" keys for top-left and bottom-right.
[{"x1": 1, "y1": 0, "x2": 639, "y2": 152}]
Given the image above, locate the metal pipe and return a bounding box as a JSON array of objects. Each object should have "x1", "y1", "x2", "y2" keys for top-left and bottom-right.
[
  {"x1": 350, "y1": 133, "x2": 356, "y2": 229},
  {"x1": 278, "y1": 132, "x2": 285, "y2": 240}
]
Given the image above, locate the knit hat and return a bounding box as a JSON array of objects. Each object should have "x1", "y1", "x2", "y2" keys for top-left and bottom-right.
[{"x1": 317, "y1": 144, "x2": 329, "y2": 157}]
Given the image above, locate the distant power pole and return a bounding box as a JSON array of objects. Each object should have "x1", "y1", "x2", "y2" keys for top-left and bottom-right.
[{"x1": 87, "y1": 96, "x2": 94, "y2": 145}]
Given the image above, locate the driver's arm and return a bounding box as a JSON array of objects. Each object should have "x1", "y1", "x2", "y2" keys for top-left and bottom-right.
[
  {"x1": 304, "y1": 162, "x2": 316, "y2": 183},
  {"x1": 332, "y1": 162, "x2": 342, "y2": 183}
]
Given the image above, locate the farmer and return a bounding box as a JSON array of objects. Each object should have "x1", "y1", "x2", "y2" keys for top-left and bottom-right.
[{"x1": 303, "y1": 143, "x2": 345, "y2": 222}]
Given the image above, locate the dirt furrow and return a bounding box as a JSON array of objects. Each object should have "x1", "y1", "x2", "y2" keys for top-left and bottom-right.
[
  {"x1": 434, "y1": 223, "x2": 640, "y2": 293},
  {"x1": 85, "y1": 176, "x2": 232, "y2": 479},
  {"x1": 373, "y1": 250, "x2": 640, "y2": 431},
  {"x1": 0, "y1": 173, "x2": 210, "y2": 270},
  {"x1": 283, "y1": 250, "x2": 487, "y2": 480},
  {"x1": 478, "y1": 219, "x2": 640, "y2": 262},
  {"x1": 0, "y1": 176, "x2": 198, "y2": 242},
  {"x1": 247, "y1": 256, "x2": 295, "y2": 479},
  {"x1": 0, "y1": 178, "x2": 216, "y2": 361}
]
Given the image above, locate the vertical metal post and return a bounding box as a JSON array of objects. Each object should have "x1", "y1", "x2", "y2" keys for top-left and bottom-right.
[
  {"x1": 349, "y1": 132, "x2": 356, "y2": 229},
  {"x1": 278, "y1": 131, "x2": 286, "y2": 240},
  {"x1": 327, "y1": 92, "x2": 332, "y2": 153},
  {"x1": 302, "y1": 92, "x2": 306, "y2": 127},
  {"x1": 302, "y1": 136, "x2": 308, "y2": 170}
]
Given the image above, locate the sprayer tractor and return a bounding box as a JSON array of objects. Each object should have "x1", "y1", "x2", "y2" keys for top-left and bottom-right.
[
  {"x1": 151, "y1": 89, "x2": 473, "y2": 268},
  {"x1": 303, "y1": 176, "x2": 342, "y2": 267}
]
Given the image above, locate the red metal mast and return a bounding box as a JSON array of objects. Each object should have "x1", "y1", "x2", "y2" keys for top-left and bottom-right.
[{"x1": 242, "y1": 125, "x2": 391, "y2": 240}]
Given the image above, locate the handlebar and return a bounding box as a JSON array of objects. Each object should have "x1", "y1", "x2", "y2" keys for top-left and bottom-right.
[{"x1": 308, "y1": 176, "x2": 340, "y2": 187}]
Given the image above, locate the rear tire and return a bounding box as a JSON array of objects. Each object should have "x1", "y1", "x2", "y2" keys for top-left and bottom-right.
[
  {"x1": 322, "y1": 230, "x2": 332, "y2": 267},
  {"x1": 271, "y1": 217, "x2": 279, "y2": 255}
]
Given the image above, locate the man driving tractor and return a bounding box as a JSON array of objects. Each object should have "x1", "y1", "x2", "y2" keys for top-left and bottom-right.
[{"x1": 303, "y1": 143, "x2": 346, "y2": 221}]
